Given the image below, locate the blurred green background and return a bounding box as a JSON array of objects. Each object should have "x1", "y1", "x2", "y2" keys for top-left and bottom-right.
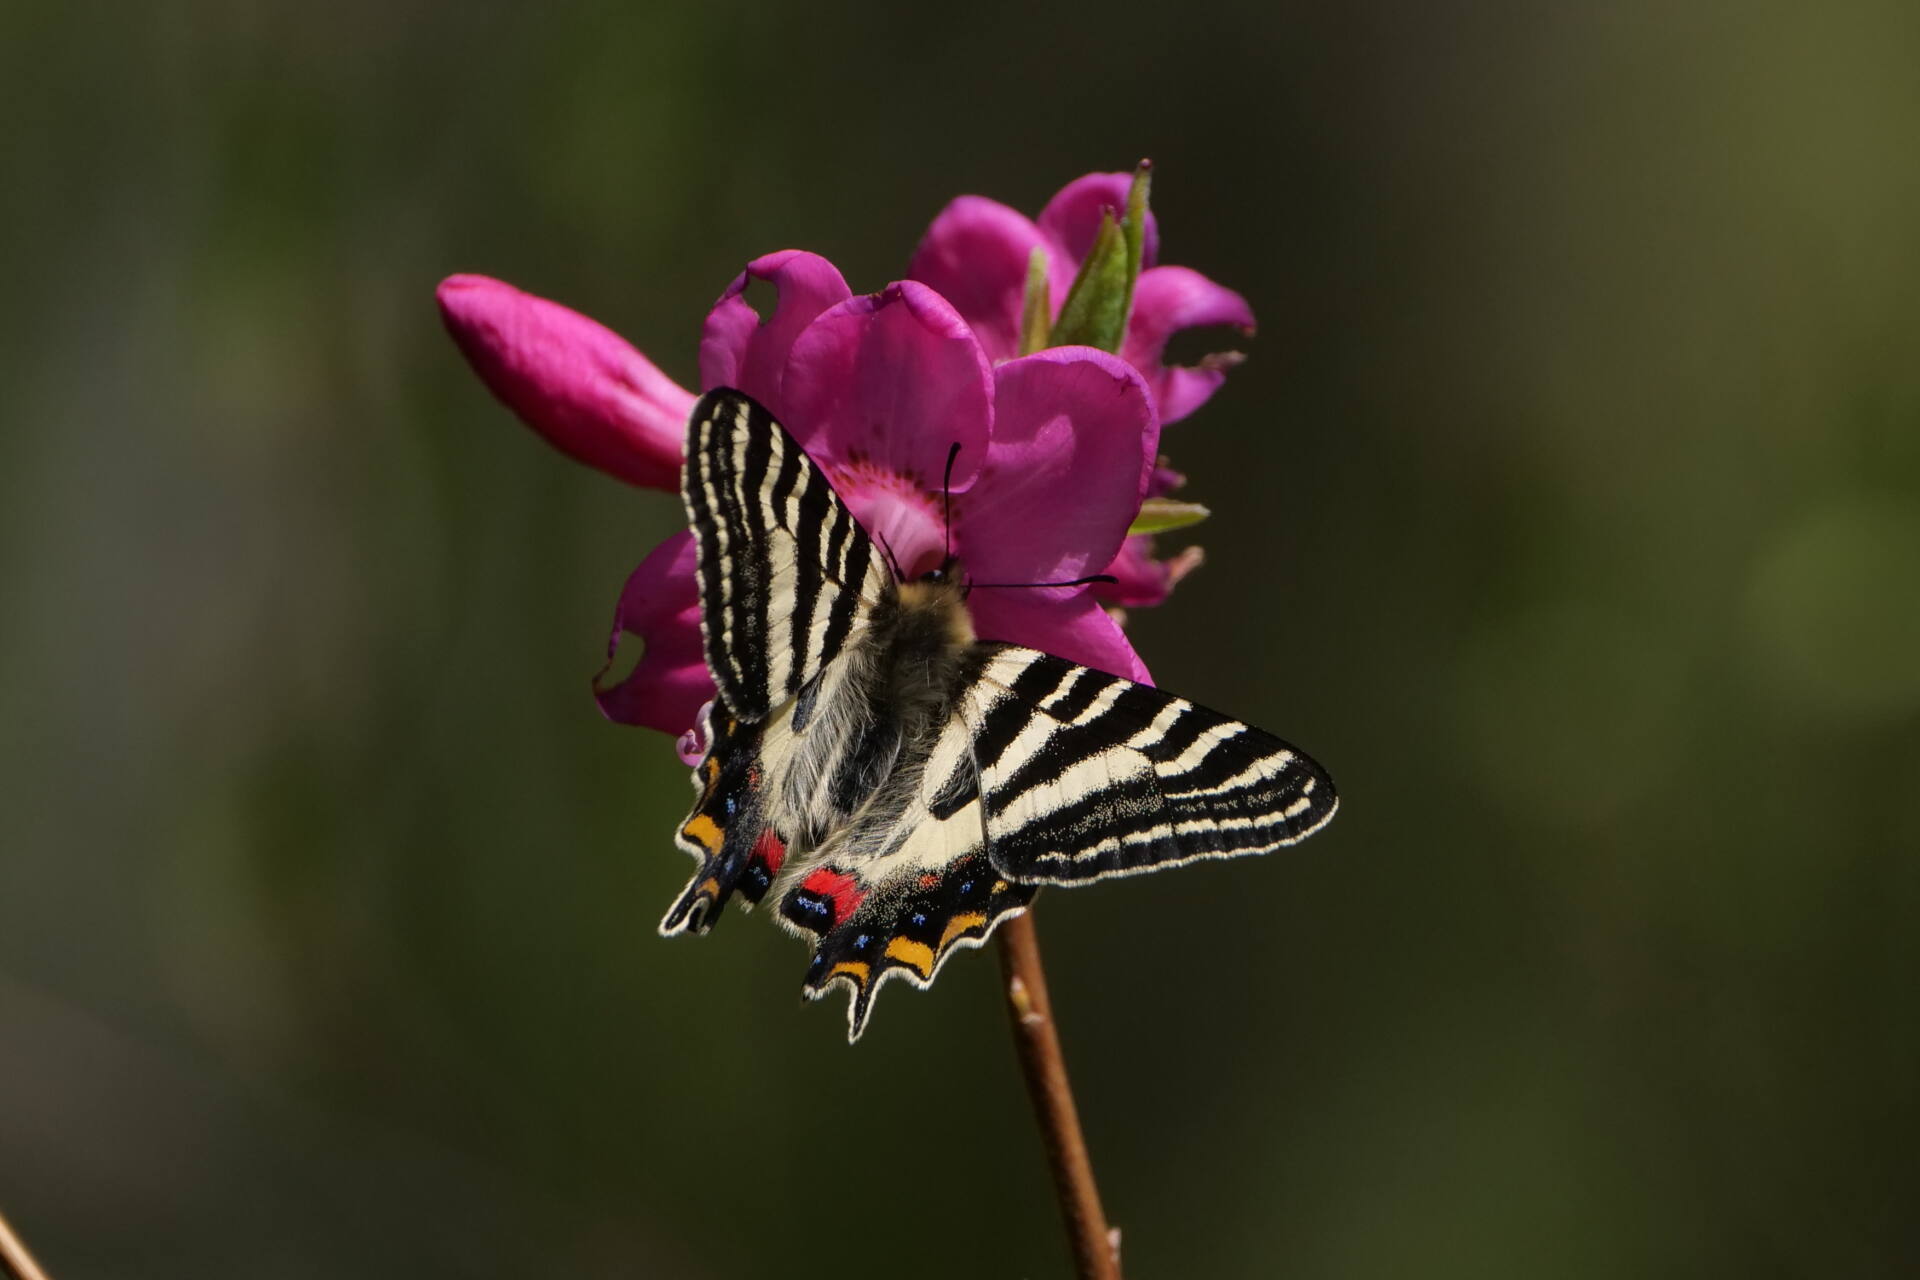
[{"x1": 4, "y1": 2, "x2": 1917, "y2": 1276}]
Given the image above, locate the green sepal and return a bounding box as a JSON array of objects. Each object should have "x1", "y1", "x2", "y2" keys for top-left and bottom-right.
[
  {"x1": 1127, "y1": 497, "x2": 1211, "y2": 537},
  {"x1": 1018, "y1": 247, "x2": 1052, "y2": 357},
  {"x1": 1049, "y1": 161, "x2": 1152, "y2": 353},
  {"x1": 1119, "y1": 160, "x2": 1150, "y2": 332},
  {"x1": 1050, "y1": 210, "x2": 1127, "y2": 351}
]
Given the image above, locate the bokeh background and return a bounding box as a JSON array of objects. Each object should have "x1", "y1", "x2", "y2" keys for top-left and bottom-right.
[{"x1": 4, "y1": 2, "x2": 1917, "y2": 1276}]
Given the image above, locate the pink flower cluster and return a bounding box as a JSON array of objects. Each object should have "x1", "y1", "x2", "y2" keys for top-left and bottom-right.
[{"x1": 439, "y1": 172, "x2": 1252, "y2": 758}]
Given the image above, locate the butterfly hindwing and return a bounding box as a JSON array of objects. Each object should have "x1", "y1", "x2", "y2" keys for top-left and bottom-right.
[
  {"x1": 660, "y1": 705, "x2": 790, "y2": 936},
  {"x1": 682, "y1": 388, "x2": 894, "y2": 722},
  {"x1": 773, "y1": 705, "x2": 1035, "y2": 1039},
  {"x1": 965, "y1": 646, "x2": 1338, "y2": 885},
  {"x1": 779, "y1": 849, "x2": 1036, "y2": 1041}
]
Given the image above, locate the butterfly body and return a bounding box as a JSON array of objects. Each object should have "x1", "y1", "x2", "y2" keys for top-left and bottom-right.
[
  {"x1": 780, "y1": 573, "x2": 977, "y2": 835},
  {"x1": 662, "y1": 388, "x2": 1336, "y2": 1039}
]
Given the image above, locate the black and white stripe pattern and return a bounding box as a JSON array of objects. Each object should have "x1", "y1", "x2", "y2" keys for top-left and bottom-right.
[
  {"x1": 682, "y1": 388, "x2": 893, "y2": 722},
  {"x1": 964, "y1": 647, "x2": 1337, "y2": 884},
  {"x1": 671, "y1": 388, "x2": 1338, "y2": 1038}
]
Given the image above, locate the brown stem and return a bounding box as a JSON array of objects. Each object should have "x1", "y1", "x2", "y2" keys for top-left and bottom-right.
[
  {"x1": 0, "y1": 1209, "x2": 52, "y2": 1280},
  {"x1": 997, "y1": 910, "x2": 1122, "y2": 1280}
]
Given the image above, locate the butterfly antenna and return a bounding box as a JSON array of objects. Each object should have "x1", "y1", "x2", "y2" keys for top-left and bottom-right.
[
  {"x1": 941, "y1": 441, "x2": 961, "y2": 569},
  {"x1": 968, "y1": 573, "x2": 1120, "y2": 590},
  {"x1": 875, "y1": 528, "x2": 905, "y2": 583}
]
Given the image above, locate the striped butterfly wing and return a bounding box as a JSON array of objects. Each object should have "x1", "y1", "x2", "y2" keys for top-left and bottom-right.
[
  {"x1": 771, "y1": 700, "x2": 1035, "y2": 1041},
  {"x1": 682, "y1": 388, "x2": 895, "y2": 722},
  {"x1": 964, "y1": 646, "x2": 1337, "y2": 884}
]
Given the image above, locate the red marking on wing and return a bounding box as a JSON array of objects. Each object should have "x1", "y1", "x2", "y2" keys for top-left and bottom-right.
[
  {"x1": 801, "y1": 867, "x2": 866, "y2": 928},
  {"x1": 752, "y1": 829, "x2": 786, "y2": 875},
  {"x1": 917, "y1": 873, "x2": 940, "y2": 890}
]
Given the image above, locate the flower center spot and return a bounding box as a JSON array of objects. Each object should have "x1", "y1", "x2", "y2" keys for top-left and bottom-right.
[{"x1": 830, "y1": 462, "x2": 950, "y2": 582}]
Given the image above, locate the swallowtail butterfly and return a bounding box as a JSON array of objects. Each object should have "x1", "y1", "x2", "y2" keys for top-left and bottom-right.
[{"x1": 663, "y1": 388, "x2": 1337, "y2": 1039}]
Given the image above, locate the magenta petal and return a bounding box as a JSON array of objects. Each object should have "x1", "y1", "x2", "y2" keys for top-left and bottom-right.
[
  {"x1": 1123, "y1": 265, "x2": 1256, "y2": 424},
  {"x1": 677, "y1": 700, "x2": 717, "y2": 767},
  {"x1": 1036, "y1": 172, "x2": 1161, "y2": 271},
  {"x1": 593, "y1": 531, "x2": 716, "y2": 742},
  {"x1": 834, "y1": 467, "x2": 947, "y2": 582},
  {"x1": 697, "y1": 250, "x2": 852, "y2": 410},
  {"x1": 1091, "y1": 464, "x2": 1201, "y2": 608},
  {"x1": 907, "y1": 196, "x2": 1068, "y2": 365},
  {"x1": 955, "y1": 347, "x2": 1157, "y2": 586},
  {"x1": 781, "y1": 282, "x2": 993, "y2": 492},
  {"x1": 438, "y1": 275, "x2": 694, "y2": 491},
  {"x1": 967, "y1": 588, "x2": 1153, "y2": 685},
  {"x1": 1092, "y1": 536, "x2": 1205, "y2": 609}
]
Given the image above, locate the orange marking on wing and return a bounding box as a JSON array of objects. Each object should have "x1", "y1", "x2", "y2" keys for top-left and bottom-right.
[
  {"x1": 938, "y1": 912, "x2": 988, "y2": 952},
  {"x1": 828, "y1": 961, "x2": 870, "y2": 986},
  {"x1": 884, "y1": 937, "x2": 935, "y2": 978},
  {"x1": 681, "y1": 814, "x2": 723, "y2": 853}
]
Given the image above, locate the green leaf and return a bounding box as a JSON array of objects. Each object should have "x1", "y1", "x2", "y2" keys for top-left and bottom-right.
[
  {"x1": 1127, "y1": 498, "x2": 1211, "y2": 536},
  {"x1": 1018, "y1": 246, "x2": 1051, "y2": 356},
  {"x1": 1049, "y1": 161, "x2": 1153, "y2": 353},
  {"x1": 1050, "y1": 209, "x2": 1129, "y2": 351},
  {"x1": 1120, "y1": 160, "x2": 1151, "y2": 335}
]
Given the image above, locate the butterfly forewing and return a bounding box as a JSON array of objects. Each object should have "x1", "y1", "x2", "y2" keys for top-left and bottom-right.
[
  {"x1": 682, "y1": 388, "x2": 894, "y2": 722},
  {"x1": 964, "y1": 647, "x2": 1338, "y2": 884}
]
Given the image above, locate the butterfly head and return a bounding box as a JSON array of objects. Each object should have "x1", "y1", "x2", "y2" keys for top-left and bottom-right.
[{"x1": 917, "y1": 554, "x2": 966, "y2": 595}]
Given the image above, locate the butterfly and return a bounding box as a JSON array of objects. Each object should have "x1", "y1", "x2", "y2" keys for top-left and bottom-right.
[{"x1": 659, "y1": 388, "x2": 1337, "y2": 1039}]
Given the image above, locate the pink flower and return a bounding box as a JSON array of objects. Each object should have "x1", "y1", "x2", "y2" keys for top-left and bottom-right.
[
  {"x1": 908, "y1": 171, "x2": 1255, "y2": 425},
  {"x1": 1093, "y1": 462, "x2": 1207, "y2": 610},
  {"x1": 439, "y1": 252, "x2": 1161, "y2": 758},
  {"x1": 437, "y1": 274, "x2": 692, "y2": 490}
]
